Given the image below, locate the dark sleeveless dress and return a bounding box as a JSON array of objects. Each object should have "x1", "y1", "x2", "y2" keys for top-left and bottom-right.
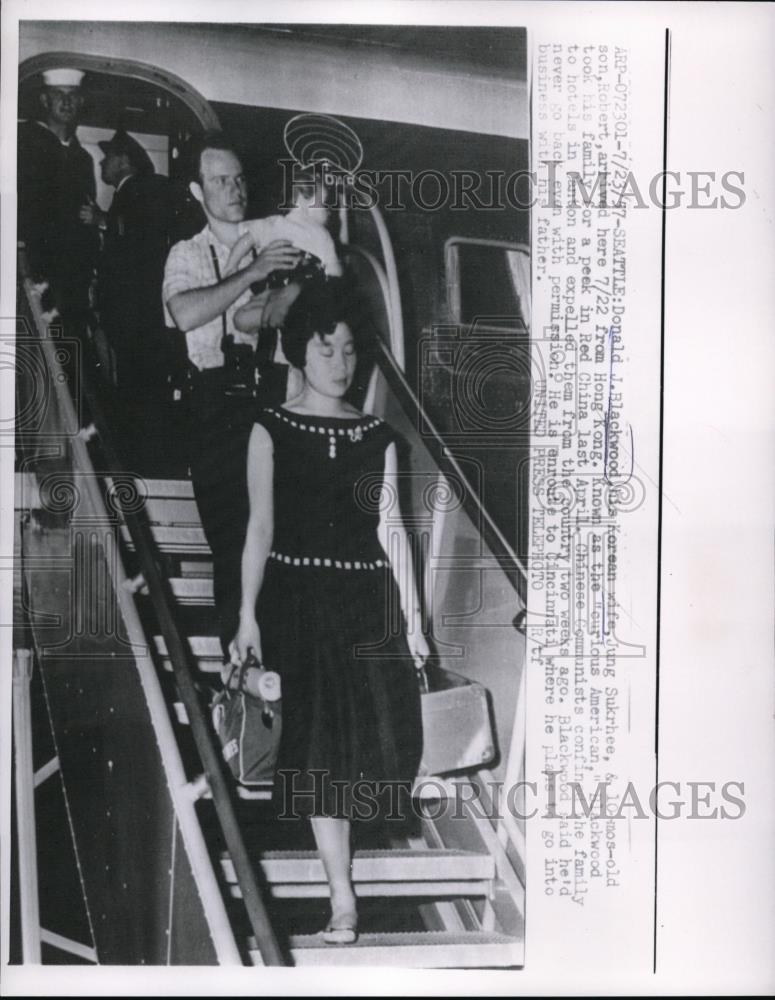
[{"x1": 254, "y1": 406, "x2": 423, "y2": 820}]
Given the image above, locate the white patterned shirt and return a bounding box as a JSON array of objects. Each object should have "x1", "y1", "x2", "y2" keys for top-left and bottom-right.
[{"x1": 162, "y1": 225, "x2": 259, "y2": 371}]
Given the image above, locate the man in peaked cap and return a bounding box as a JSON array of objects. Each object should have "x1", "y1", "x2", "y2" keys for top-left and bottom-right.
[
  {"x1": 97, "y1": 128, "x2": 156, "y2": 186},
  {"x1": 93, "y1": 129, "x2": 175, "y2": 471},
  {"x1": 17, "y1": 68, "x2": 99, "y2": 329}
]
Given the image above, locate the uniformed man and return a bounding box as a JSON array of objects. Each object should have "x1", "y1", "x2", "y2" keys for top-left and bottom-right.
[{"x1": 17, "y1": 68, "x2": 99, "y2": 328}]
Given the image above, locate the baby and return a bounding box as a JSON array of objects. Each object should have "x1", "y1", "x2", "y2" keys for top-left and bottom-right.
[
  {"x1": 225, "y1": 164, "x2": 342, "y2": 335},
  {"x1": 221, "y1": 165, "x2": 342, "y2": 402}
]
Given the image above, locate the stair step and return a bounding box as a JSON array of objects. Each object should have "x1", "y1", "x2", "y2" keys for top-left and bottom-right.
[
  {"x1": 179, "y1": 560, "x2": 213, "y2": 578},
  {"x1": 222, "y1": 848, "x2": 494, "y2": 900},
  {"x1": 169, "y1": 577, "x2": 214, "y2": 605},
  {"x1": 154, "y1": 635, "x2": 222, "y2": 673},
  {"x1": 155, "y1": 634, "x2": 221, "y2": 657},
  {"x1": 121, "y1": 523, "x2": 209, "y2": 554},
  {"x1": 225, "y1": 848, "x2": 494, "y2": 882},
  {"x1": 118, "y1": 480, "x2": 208, "y2": 554},
  {"x1": 135, "y1": 477, "x2": 195, "y2": 499},
  {"x1": 248, "y1": 930, "x2": 523, "y2": 968},
  {"x1": 143, "y1": 496, "x2": 200, "y2": 524},
  {"x1": 203, "y1": 783, "x2": 273, "y2": 801},
  {"x1": 237, "y1": 878, "x2": 492, "y2": 899}
]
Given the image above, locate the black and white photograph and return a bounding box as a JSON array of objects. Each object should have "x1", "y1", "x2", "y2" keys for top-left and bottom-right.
[
  {"x1": 2, "y1": 3, "x2": 774, "y2": 996},
  {"x1": 6, "y1": 14, "x2": 529, "y2": 973}
]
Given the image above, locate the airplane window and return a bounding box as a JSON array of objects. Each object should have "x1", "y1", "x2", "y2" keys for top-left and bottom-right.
[{"x1": 447, "y1": 240, "x2": 530, "y2": 331}]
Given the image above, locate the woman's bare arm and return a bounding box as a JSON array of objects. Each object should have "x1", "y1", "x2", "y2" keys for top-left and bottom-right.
[
  {"x1": 230, "y1": 423, "x2": 274, "y2": 664},
  {"x1": 377, "y1": 442, "x2": 430, "y2": 664}
]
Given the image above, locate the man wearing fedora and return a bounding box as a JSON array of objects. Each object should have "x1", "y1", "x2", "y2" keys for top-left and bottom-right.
[
  {"x1": 17, "y1": 68, "x2": 99, "y2": 329},
  {"x1": 92, "y1": 129, "x2": 175, "y2": 470}
]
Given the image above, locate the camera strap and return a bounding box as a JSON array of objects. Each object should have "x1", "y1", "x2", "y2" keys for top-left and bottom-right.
[{"x1": 209, "y1": 242, "x2": 258, "y2": 357}]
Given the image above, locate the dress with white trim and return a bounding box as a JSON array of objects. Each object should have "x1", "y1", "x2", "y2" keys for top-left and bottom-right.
[{"x1": 253, "y1": 406, "x2": 423, "y2": 820}]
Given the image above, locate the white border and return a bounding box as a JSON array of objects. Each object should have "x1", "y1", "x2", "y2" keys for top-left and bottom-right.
[{"x1": 2, "y1": 2, "x2": 774, "y2": 995}]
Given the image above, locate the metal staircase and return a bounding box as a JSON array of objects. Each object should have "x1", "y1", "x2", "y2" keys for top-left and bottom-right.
[{"x1": 13, "y1": 252, "x2": 526, "y2": 967}]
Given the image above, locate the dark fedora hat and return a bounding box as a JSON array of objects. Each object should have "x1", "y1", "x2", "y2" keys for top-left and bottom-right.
[{"x1": 98, "y1": 129, "x2": 155, "y2": 175}]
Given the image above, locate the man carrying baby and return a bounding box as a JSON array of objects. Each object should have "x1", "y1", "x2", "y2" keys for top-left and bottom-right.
[{"x1": 163, "y1": 132, "x2": 304, "y2": 652}]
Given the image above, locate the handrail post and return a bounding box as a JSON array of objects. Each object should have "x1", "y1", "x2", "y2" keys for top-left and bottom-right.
[
  {"x1": 366, "y1": 204, "x2": 405, "y2": 370},
  {"x1": 346, "y1": 180, "x2": 405, "y2": 369},
  {"x1": 374, "y1": 338, "x2": 529, "y2": 588},
  {"x1": 12, "y1": 648, "x2": 42, "y2": 964}
]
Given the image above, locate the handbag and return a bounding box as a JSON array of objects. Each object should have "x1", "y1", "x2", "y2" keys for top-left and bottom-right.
[
  {"x1": 211, "y1": 653, "x2": 282, "y2": 786},
  {"x1": 415, "y1": 659, "x2": 496, "y2": 776}
]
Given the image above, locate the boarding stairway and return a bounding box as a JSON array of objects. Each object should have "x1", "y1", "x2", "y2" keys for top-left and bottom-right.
[
  {"x1": 135, "y1": 477, "x2": 523, "y2": 967},
  {"x1": 13, "y1": 250, "x2": 525, "y2": 967}
]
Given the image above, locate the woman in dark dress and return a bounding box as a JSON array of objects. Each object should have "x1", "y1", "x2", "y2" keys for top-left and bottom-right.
[{"x1": 230, "y1": 279, "x2": 427, "y2": 943}]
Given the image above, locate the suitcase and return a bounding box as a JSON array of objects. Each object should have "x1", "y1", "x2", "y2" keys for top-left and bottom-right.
[{"x1": 420, "y1": 666, "x2": 496, "y2": 776}]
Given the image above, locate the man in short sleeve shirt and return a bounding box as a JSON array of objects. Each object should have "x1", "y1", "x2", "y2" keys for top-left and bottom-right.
[{"x1": 163, "y1": 133, "x2": 302, "y2": 652}]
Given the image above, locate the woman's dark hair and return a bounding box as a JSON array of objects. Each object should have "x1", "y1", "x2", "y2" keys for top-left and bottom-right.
[{"x1": 281, "y1": 277, "x2": 371, "y2": 370}]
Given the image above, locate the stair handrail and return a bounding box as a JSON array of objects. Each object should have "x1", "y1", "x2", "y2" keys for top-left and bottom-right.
[
  {"x1": 16, "y1": 249, "x2": 285, "y2": 967},
  {"x1": 372, "y1": 335, "x2": 529, "y2": 592},
  {"x1": 343, "y1": 242, "x2": 528, "y2": 594}
]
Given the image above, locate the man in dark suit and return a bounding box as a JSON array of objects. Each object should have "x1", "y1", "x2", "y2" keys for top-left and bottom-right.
[
  {"x1": 93, "y1": 129, "x2": 174, "y2": 469},
  {"x1": 17, "y1": 68, "x2": 99, "y2": 328}
]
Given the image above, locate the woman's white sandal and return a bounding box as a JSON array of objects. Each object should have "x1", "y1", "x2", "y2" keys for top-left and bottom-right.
[{"x1": 322, "y1": 913, "x2": 358, "y2": 945}]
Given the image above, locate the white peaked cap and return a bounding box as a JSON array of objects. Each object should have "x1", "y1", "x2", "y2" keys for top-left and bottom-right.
[{"x1": 42, "y1": 69, "x2": 85, "y2": 87}]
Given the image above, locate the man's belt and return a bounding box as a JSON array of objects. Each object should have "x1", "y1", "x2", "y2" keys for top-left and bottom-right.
[{"x1": 188, "y1": 364, "x2": 257, "y2": 398}]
